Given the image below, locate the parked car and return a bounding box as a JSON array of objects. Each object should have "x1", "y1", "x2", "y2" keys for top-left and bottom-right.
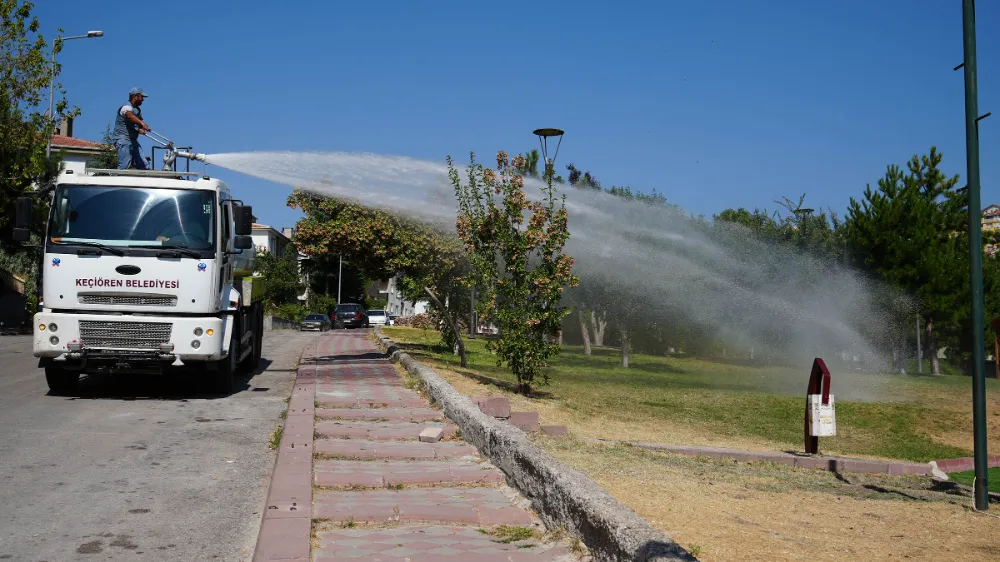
[
  {"x1": 367, "y1": 309, "x2": 389, "y2": 326},
  {"x1": 331, "y1": 303, "x2": 369, "y2": 329},
  {"x1": 299, "y1": 313, "x2": 332, "y2": 332}
]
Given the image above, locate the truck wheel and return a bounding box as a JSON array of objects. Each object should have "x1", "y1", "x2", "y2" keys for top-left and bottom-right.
[
  {"x1": 210, "y1": 329, "x2": 237, "y2": 394},
  {"x1": 45, "y1": 364, "x2": 80, "y2": 396}
]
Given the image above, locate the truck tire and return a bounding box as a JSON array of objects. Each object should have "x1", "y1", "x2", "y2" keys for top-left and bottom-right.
[
  {"x1": 209, "y1": 326, "x2": 237, "y2": 394},
  {"x1": 45, "y1": 364, "x2": 79, "y2": 396}
]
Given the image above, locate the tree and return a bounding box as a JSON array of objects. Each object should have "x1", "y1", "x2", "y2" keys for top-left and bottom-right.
[
  {"x1": 452, "y1": 151, "x2": 579, "y2": 394},
  {"x1": 1, "y1": 1, "x2": 75, "y2": 323},
  {"x1": 288, "y1": 190, "x2": 473, "y2": 366},
  {"x1": 565, "y1": 162, "x2": 601, "y2": 190},
  {"x1": 255, "y1": 248, "x2": 303, "y2": 310},
  {"x1": 515, "y1": 148, "x2": 540, "y2": 178},
  {"x1": 87, "y1": 124, "x2": 118, "y2": 171},
  {"x1": 1, "y1": 1, "x2": 74, "y2": 248},
  {"x1": 843, "y1": 147, "x2": 968, "y2": 374}
]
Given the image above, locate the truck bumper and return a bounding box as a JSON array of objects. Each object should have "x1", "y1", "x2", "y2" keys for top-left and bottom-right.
[{"x1": 33, "y1": 312, "x2": 231, "y2": 363}]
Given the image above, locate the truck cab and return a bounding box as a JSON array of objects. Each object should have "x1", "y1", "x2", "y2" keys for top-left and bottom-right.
[{"x1": 14, "y1": 167, "x2": 265, "y2": 395}]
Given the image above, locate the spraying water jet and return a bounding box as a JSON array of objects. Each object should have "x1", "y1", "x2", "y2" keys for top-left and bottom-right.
[{"x1": 202, "y1": 149, "x2": 911, "y2": 399}]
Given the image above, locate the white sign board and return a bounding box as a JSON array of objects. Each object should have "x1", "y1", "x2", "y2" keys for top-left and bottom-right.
[{"x1": 807, "y1": 394, "x2": 836, "y2": 437}]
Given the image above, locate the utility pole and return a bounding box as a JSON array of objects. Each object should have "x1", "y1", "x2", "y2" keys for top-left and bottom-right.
[
  {"x1": 958, "y1": 0, "x2": 990, "y2": 511},
  {"x1": 337, "y1": 255, "x2": 342, "y2": 304}
]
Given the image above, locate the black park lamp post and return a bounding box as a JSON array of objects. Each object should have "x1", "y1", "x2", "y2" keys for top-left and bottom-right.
[
  {"x1": 793, "y1": 207, "x2": 814, "y2": 248},
  {"x1": 533, "y1": 128, "x2": 565, "y2": 183}
]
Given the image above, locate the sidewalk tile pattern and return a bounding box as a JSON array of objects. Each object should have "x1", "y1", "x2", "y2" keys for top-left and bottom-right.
[{"x1": 307, "y1": 331, "x2": 578, "y2": 561}]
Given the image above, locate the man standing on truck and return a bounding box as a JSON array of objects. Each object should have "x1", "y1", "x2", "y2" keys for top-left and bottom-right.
[{"x1": 113, "y1": 87, "x2": 152, "y2": 170}]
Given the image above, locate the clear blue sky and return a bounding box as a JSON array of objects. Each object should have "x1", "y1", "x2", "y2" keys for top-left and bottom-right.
[{"x1": 35, "y1": 0, "x2": 1000, "y2": 231}]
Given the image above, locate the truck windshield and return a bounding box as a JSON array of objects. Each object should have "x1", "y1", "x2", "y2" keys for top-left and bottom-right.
[{"x1": 47, "y1": 185, "x2": 216, "y2": 250}]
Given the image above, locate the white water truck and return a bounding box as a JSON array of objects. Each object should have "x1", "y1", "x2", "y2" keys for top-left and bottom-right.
[{"x1": 13, "y1": 135, "x2": 265, "y2": 394}]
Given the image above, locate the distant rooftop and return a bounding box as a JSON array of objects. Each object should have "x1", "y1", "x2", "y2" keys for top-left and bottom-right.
[{"x1": 51, "y1": 134, "x2": 104, "y2": 150}]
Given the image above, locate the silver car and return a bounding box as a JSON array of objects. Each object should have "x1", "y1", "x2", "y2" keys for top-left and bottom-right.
[{"x1": 367, "y1": 309, "x2": 389, "y2": 326}]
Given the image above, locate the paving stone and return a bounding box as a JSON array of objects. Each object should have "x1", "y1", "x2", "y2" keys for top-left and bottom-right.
[
  {"x1": 314, "y1": 439, "x2": 476, "y2": 460},
  {"x1": 508, "y1": 411, "x2": 540, "y2": 432},
  {"x1": 474, "y1": 396, "x2": 510, "y2": 419},
  {"x1": 316, "y1": 407, "x2": 442, "y2": 422},
  {"x1": 540, "y1": 425, "x2": 568, "y2": 436},
  {"x1": 314, "y1": 459, "x2": 504, "y2": 488},
  {"x1": 314, "y1": 526, "x2": 573, "y2": 561},
  {"x1": 315, "y1": 420, "x2": 457, "y2": 441},
  {"x1": 314, "y1": 487, "x2": 535, "y2": 526},
  {"x1": 419, "y1": 427, "x2": 444, "y2": 443}
]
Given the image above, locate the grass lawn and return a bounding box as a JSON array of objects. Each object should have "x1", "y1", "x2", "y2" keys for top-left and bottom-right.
[
  {"x1": 949, "y1": 467, "x2": 1000, "y2": 493},
  {"x1": 382, "y1": 327, "x2": 1000, "y2": 462}
]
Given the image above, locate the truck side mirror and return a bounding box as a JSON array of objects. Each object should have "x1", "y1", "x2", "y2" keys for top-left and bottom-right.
[
  {"x1": 234, "y1": 235, "x2": 253, "y2": 250},
  {"x1": 234, "y1": 205, "x2": 253, "y2": 236},
  {"x1": 13, "y1": 197, "x2": 33, "y2": 242}
]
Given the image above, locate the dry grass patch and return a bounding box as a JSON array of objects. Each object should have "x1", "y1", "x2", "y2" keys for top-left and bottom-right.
[{"x1": 538, "y1": 437, "x2": 1000, "y2": 562}]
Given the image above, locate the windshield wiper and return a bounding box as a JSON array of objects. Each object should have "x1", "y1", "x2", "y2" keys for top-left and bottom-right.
[
  {"x1": 135, "y1": 244, "x2": 202, "y2": 258},
  {"x1": 70, "y1": 241, "x2": 125, "y2": 256}
]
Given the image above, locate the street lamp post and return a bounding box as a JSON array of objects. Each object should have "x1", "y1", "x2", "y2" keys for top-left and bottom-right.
[
  {"x1": 957, "y1": 0, "x2": 990, "y2": 511},
  {"x1": 45, "y1": 30, "x2": 104, "y2": 159},
  {"x1": 337, "y1": 255, "x2": 342, "y2": 304},
  {"x1": 533, "y1": 127, "x2": 566, "y2": 344},
  {"x1": 533, "y1": 128, "x2": 565, "y2": 182}
]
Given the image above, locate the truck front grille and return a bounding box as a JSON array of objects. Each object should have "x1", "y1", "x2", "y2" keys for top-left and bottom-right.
[
  {"x1": 79, "y1": 320, "x2": 172, "y2": 350},
  {"x1": 79, "y1": 293, "x2": 177, "y2": 307}
]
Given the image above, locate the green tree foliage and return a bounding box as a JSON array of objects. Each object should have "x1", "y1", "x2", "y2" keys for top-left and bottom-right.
[
  {"x1": 255, "y1": 248, "x2": 303, "y2": 311},
  {"x1": 841, "y1": 147, "x2": 998, "y2": 374},
  {"x1": 452, "y1": 150, "x2": 579, "y2": 394},
  {"x1": 87, "y1": 124, "x2": 119, "y2": 171},
  {"x1": 0, "y1": 1, "x2": 73, "y2": 321},
  {"x1": 288, "y1": 190, "x2": 472, "y2": 365},
  {"x1": 1, "y1": 1, "x2": 72, "y2": 245}
]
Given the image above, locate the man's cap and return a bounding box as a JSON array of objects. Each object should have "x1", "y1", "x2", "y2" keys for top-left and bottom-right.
[{"x1": 129, "y1": 87, "x2": 149, "y2": 98}]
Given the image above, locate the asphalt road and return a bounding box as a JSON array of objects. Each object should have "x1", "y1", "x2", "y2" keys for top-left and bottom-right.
[{"x1": 0, "y1": 329, "x2": 317, "y2": 562}]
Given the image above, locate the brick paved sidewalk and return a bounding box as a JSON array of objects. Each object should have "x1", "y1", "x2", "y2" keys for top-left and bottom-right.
[{"x1": 255, "y1": 330, "x2": 582, "y2": 562}]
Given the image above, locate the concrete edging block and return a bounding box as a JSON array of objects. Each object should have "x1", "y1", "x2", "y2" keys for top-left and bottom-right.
[
  {"x1": 374, "y1": 329, "x2": 695, "y2": 562},
  {"x1": 252, "y1": 342, "x2": 317, "y2": 562}
]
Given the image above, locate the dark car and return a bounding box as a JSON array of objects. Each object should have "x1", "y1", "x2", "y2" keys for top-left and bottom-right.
[
  {"x1": 331, "y1": 303, "x2": 369, "y2": 329},
  {"x1": 299, "y1": 313, "x2": 332, "y2": 332}
]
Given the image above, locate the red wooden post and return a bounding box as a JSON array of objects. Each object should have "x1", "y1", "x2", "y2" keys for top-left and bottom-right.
[{"x1": 804, "y1": 358, "x2": 832, "y2": 455}]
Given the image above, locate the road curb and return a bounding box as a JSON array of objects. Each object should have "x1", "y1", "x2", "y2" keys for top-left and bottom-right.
[
  {"x1": 251, "y1": 338, "x2": 319, "y2": 562},
  {"x1": 373, "y1": 328, "x2": 696, "y2": 562},
  {"x1": 932, "y1": 455, "x2": 1000, "y2": 474},
  {"x1": 596, "y1": 439, "x2": 935, "y2": 476}
]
